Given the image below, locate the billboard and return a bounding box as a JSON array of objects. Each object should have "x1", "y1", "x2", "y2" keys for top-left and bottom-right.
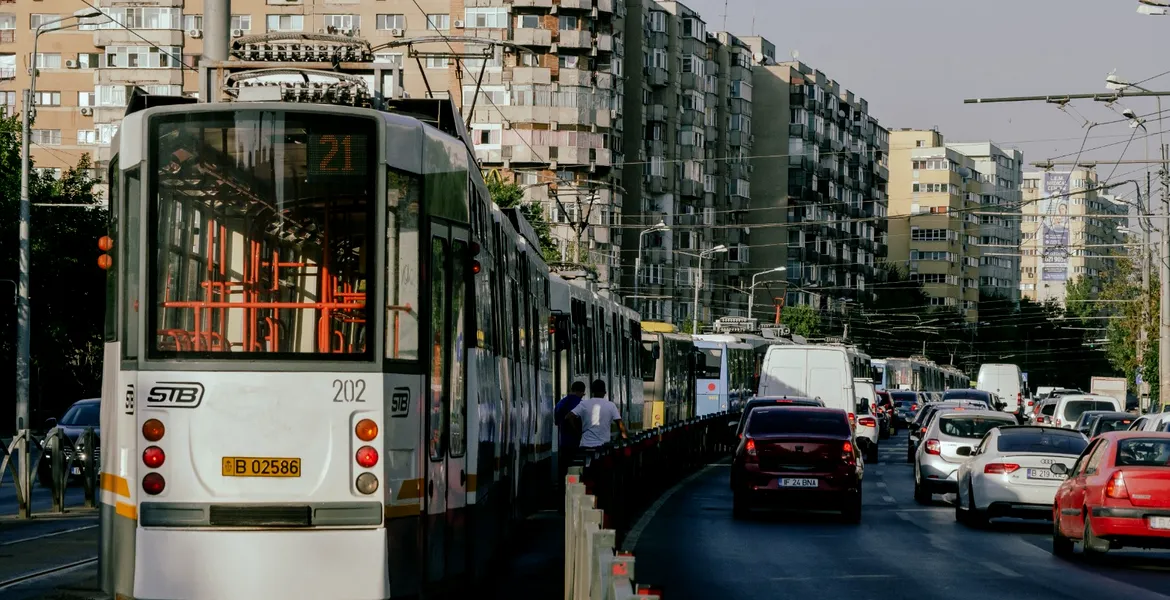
[{"x1": 1039, "y1": 172, "x2": 1070, "y2": 282}]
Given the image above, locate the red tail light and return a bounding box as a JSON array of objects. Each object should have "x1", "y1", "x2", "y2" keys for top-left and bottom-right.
[
  {"x1": 745, "y1": 438, "x2": 757, "y2": 456},
  {"x1": 984, "y1": 463, "x2": 1020, "y2": 474},
  {"x1": 919, "y1": 427, "x2": 927, "y2": 435},
  {"x1": 859, "y1": 417, "x2": 876, "y2": 427},
  {"x1": 356, "y1": 446, "x2": 379, "y2": 468},
  {"x1": 142, "y1": 419, "x2": 165, "y2": 442},
  {"x1": 925, "y1": 439, "x2": 941, "y2": 455},
  {"x1": 1028, "y1": 400, "x2": 1034, "y2": 407},
  {"x1": 842, "y1": 440, "x2": 853, "y2": 454},
  {"x1": 848, "y1": 412, "x2": 856, "y2": 427},
  {"x1": 911, "y1": 404, "x2": 918, "y2": 410},
  {"x1": 142, "y1": 473, "x2": 165, "y2": 495},
  {"x1": 1106, "y1": 472, "x2": 1129, "y2": 499},
  {"x1": 1055, "y1": 418, "x2": 1062, "y2": 427},
  {"x1": 1018, "y1": 392, "x2": 1022, "y2": 406},
  {"x1": 142, "y1": 446, "x2": 165, "y2": 469}
]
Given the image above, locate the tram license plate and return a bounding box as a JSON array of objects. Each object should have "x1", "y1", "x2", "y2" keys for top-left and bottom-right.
[
  {"x1": 779, "y1": 478, "x2": 818, "y2": 488},
  {"x1": 221, "y1": 457, "x2": 301, "y2": 478}
]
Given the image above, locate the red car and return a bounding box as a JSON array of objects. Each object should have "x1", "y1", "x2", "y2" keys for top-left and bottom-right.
[
  {"x1": 730, "y1": 406, "x2": 862, "y2": 523},
  {"x1": 1052, "y1": 431, "x2": 1170, "y2": 557}
]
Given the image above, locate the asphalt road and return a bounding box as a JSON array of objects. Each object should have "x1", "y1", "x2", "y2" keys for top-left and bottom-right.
[{"x1": 632, "y1": 429, "x2": 1170, "y2": 600}]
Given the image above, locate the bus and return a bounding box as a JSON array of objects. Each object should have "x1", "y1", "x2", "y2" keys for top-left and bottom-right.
[{"x1": 692, "y1": 334, "x2": 755, "y2": 416}]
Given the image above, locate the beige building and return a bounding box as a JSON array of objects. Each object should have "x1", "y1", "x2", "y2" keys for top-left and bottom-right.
[
  {"x1": 887, "y1": 129, "x2": 982, "y2": 322},
  {"x1": 1020, "y1": 168, "x2": 1125, "y2": 303}
]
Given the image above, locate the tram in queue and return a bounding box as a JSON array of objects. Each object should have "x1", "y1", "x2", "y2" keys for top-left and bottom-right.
[
  {"x1": 639, "y1": 321, "x2": 698, "y2": 428},
  {"x1": 96, "y1": 92, "x2": 648, "y2": 600}
]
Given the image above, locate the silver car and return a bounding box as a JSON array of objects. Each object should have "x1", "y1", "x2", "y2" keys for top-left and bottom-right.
[{"x1": 914, "y1": 409, "x2": 1017, "y2": 504}]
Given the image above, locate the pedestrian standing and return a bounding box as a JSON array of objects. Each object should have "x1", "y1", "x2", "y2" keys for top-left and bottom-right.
[
  {"x1": 571, "y1": 379, "x2": 628, "y2": 452},
  {"x1": 555, "y1": 380, "x2": 587, "y2": 482}
]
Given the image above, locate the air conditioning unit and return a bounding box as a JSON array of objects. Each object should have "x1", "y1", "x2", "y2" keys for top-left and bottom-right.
[
  {"x1": 80, "y1": 107, "x2": 93, "y2": 116},
  {"x1": 231, "y1": 29, "x2": 244, "y2": 38},
  {"x1": 65, "y1": 60, "x2": 78, "y2": 69},
  {"x1": 188, "y1": 29, "x2": 202, "y2": 38},
  {"x1": 453, "y1": 19, "x2": 465, "y2": 29},
  {"x1": 391, "y1": 28, "x2": 404, "y2": 37}
]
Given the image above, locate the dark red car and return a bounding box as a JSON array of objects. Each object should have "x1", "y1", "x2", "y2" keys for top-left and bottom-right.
[
  {"x1": 730, "y1": 406, "x2": 862, "y2": 523},
  {"x1": 1052, "y1": 431, "x2": 1170, "y2": 557}
]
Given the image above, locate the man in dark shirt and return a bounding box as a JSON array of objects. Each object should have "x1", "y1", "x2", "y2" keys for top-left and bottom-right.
[{"x1": 555, "y1": 381, "x2": 587, "y2": 484}]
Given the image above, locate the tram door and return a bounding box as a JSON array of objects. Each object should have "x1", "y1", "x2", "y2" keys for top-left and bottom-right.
[{"x1": 424, "y1": 223, "x2": 471, "y2": 583}]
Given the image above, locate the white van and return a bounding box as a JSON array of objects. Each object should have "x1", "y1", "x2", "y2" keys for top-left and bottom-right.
[
  {"x1": 759, "y1": 345, "x2": 859, "y2": 419},
  {"x1": 976, "y1": 363, "x2": 1024, "y2": 413},
  {"x1": 853, "y1": 378, "x2": 880, "y2": 463},
  {"x1": 1051, "y1": 394, "x2": 1122, "y2": 429}
]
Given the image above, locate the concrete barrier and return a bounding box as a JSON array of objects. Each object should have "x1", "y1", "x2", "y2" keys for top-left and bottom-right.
[{"x1": 564, "y1": 467, "x2": 658, "y2": 600}]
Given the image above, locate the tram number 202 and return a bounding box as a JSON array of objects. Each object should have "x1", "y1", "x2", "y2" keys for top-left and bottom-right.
[{"x1": 333, "y1": 379, "x2": 367, "y2": 402}]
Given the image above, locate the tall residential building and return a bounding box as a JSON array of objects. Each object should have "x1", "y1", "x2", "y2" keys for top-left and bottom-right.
[
  {"x1": 946, "y1": 142, "x2": 1024, "y2": 303},
  {"x1": 619, "y1": 1, "x2": 754, "y2": 325},
  {"x1": 887, "y1": 129, "x2": 982, "y2": 322},
  {"x1": 745, "y1": 57, "x2": 890, "y2": 315},
  {"x1": 1020, "y1": 168, "x2": 1124, "y2": 303}
]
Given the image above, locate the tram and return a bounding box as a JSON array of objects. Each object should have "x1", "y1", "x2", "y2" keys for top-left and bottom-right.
[
  {"x1": 639, "y1": 321, "x2": 698, "y2": 427},
  {"x1": 96, "y1": 92, "x2": 643, "y2": 599}
]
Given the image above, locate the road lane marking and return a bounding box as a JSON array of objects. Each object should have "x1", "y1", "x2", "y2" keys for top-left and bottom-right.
[
  {"x1": 705, "y1": 464, "x2": 730, "y2": 468},
  {"x1": 981, "y1": 561, "x2": 1021, "y2": 578},
  {"x1": 895, "y1": 511, "x2": 913, "y2": 522},
  {"x1": 882, "y1": 495, "x2": 896, "y2": 503},
  {"x1": 621, "y1": 462, "x2": 723, "y2": 553},
  {"x1": 0, "y1": 524, "x2": 98, "y2": 546},
  {"x1": 875, "y1": 481, "x2": 887, "y2": 488},
  {"x1": 0, "y1": 556, "x2": 97, "y2": 590}
]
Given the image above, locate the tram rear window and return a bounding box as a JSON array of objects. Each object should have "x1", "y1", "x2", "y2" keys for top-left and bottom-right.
[
  {"x1": 148, "y1": 110, "x2": 376, "y2": 359},
  {"x1": 640, "y1": 341, "x2": 658, "y2": 382}
]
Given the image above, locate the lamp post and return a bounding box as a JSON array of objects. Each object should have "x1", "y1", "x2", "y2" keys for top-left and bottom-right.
[
  {"x1": 633, "y1": 220, "x2": 668, "y2": 313},
  {"x1": 691, "y1": 244, "x2": 727, "y2": 335},
  {"x1": 14, "y1": 8, "x2": 103, "y2": 519},
  {"x1": 747, "y1": 266, "x2": 786, "y2": 319}
]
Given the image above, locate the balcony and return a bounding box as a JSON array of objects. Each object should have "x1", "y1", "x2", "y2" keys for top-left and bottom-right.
[
  {"x1": 680, "y1": 71, "x2": 699, "y2": 90},
  {"x1": 594, "y1": 72, "x2": 613, "y2": 89},
  {"x1": 511, "y1": 0, "x2": 553, "y2": 6},
  {"x1": 558, "y1": 68, "x2": 591, "y2": 86},
  {"x1": 598, "y1": 0, "x2": 615, "y2": 13},
  {"x1": 507, "y1": 67, "x2": 551, "y2": 85},
  {"x1": 558, "y1": 29, "x2": 591, "y2": 49},
  {"x1": 0, "y1": 29, "x2": 13, "y2": 44},
  {"x1": 95, "y1": 29, "x2": 183, "y2": 47},
  {"x1": 645, "y1": 104, "x2": 665, "y2": 122},
  {"x1": 561, "y1": 0, "x2": 590, "y2": 8},
  {"x1": 680, "y1": 179, "x2": 702, "y2": 198},
  {"x1": 512, "y1": 28, "x2": 552, "y2": 47},
  {"x1": 645, "y1": 66, "x2": 667, "y2": 87},
  {"x1": 594, "y1": 33, "x2": 613, "y2": 53},
  {"x1": 679, "y1": 108, "x2": 702, "y2": 127},
  {"x1": 98, "y1": 68, "x2": 184, "y2": 86}
]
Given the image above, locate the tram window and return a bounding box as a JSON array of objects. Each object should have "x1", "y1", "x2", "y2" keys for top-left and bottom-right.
[
  {"x1": 386, "y1": 169, "x2": 421, "y2": 361},
  {"x1": 104, "y1": 157, "x2": 120, "y2": 343},
  {"x1": 640, "y1": 341, "x2": 658, "y2": 382},
  {"x1": 149, "y1": 111, "x2": 375, "y2": 359},
  {"x1": 429, "y1": 236, "x2": 449, "y2": 461},
  {"x1": 124, "y1": 167, "x2": 141, "y2": 360},
  {"x1": 698, "y1": 348, "x2": 722, "y2": 379},
  {"x1": 449, "y1": 238, "x2": 468, "y2": 458}
]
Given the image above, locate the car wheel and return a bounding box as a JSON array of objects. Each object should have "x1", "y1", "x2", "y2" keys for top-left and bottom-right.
[
  {"x1": 913, "y1": 474, "x2": 930, "y2": 505},
  {"x1": 955, "y1": 488, "x2": 968, "y2": 524},
  {"x1": 866, "y1": 443, "x2": 879, "y2": 464},
  {"x1": 906, "y1": 446, "x2": 915, "y2": 463},
  {"x1": 732, "y1": 491, "x2": 749, "y2": 520},
  {"x1": 1083, "y1": 516, "x2": 1107, "y2": 557},
  {"x1": 1052, "y1": 513, "x2": 1074, "y2": 558},
  {"x1": 964, "y1": 483, "x2": 987, "y2": 527},
  {"x1": 842, "y1": 490, "x2": 862, "y2": 524}
]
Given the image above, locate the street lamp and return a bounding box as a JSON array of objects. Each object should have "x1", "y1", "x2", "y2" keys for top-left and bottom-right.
[
  {"x1": 633, "y1": 220, "x2": 669, "y2": 313},
  {"x1": 691, "y1": 244, "x2": 727, "y2": 335},
  {"x1": 747, "y1": 266, "x2": 786, "y2": 319},
  {"x1": 13, "y1": 7, "x2": 104, "y2": 519}
]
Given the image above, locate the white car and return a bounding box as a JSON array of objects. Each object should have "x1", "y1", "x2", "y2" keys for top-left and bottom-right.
[
  {"x1": 914, "y1": 409, "x2": 1017, "y2": 504},
  {"x1": 1050, "y1": 394, "x2": 1121, "y2": 430},
  {"x1": 853, "y1": 378, "x2": 879, "y2": 463},
  {"x1": 954, "y1": 425, "x2": 1088, "y2": 526}
]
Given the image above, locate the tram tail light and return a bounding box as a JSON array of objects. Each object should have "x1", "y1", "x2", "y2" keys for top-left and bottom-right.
[
  {"x1": 472, "y1": 260, "x2": 481, "y2": 274},
  {"x1": 143, "y1": 419, "x2": 165, "y2": 442},
  {"x1": 142, "y1": 472, "x2": 166, "y2": 495},
  {"x1": 355, "y1": 419, "x2": 378, "y2": 442},
  {"x1": 356, "y1": 472, "x2": 379, "y2": 495},
  {"x1": 356, "y1": 445, "x2": 379, "y2": 468},
  {"x1": 143, "y1": 446, "x2": 166, "y2": 468}
]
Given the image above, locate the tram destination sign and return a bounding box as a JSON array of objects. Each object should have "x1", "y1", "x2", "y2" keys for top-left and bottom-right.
[{"x1": 307, "y1": 133, "x2": 368, "y2": 178}]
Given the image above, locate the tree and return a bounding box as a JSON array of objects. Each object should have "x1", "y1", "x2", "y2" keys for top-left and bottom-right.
[
  {"x1": 1064, "y1": 276, "x2": 1095, "y2": 326},
  {"x1": 782, "y1": 304, "x2": 821, "y2": 338},
  {"x1": 0, "y1": 115, "x2": 108, "y2": 432},
  {"x1": 485, "y1": 174, "x2": 560, "y2": 263},
  {"x1": 1093, "y1": 254, "x2": 1157, "y2": 401}
]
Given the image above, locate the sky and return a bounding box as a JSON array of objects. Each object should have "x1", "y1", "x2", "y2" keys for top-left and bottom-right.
[{"x1": 686, "y1": 0, "x2": 1170, "y2": 186}]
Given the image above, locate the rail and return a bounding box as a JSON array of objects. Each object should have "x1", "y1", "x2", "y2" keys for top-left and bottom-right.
[
  {"x1": 565, "y1": 413, "x2": 732, "y2": 598},
  {"x1": 0, "y1": 427, "x2": 99, "y2": 516}
]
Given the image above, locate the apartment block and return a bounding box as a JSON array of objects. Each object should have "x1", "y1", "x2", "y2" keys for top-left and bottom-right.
[
  {"x1": 618, "y1": 1, "x2": 753, "y2": 325},
  {"x1": 746, "y1": 57, "x2": 890, "y2": 316},
  {"x1": 887, "y1": 129, "x2": 982, "y2": 322},
  {"x1": 946, "y1": 141, "x2": 1024, "y2": 303},
  {"x1": 1020, "y1": 168, "x2": 1124, "y2": 303}
]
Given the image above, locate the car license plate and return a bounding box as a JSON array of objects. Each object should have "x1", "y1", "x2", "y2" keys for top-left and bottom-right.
[
  {"x1": 1150, "y1": 516, "x2": 1170, "y2": 530},
  {"x1": 1025, "y1": 468, "x2": 1061, "y2": 481},
  {"x1": 70, "y1": 467, "x2": 81, "y2": 476},
  {"x1": 779, "y1": 478, "x2": 818, "y2": 488},
  {"x1": 221, "y1": 457, "x2": 301, "y2": 478}
]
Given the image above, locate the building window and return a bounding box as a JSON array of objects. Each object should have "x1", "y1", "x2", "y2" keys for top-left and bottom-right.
[
  {"x1": 78, "y1": 91, "x2": 95, "y2": 107},
  {"x1": 323, "y1": 14, "x2": 359, "y2": 32},
  {"x1": 465, "y1": 8, "x2": 507, "y2": 28},
  {"x1": 731, "y1": 80, "x2": 752, "y2": 101},
  {"x1": 33, "y1": 53, "x2": 61, "y2": 69},
  {"x1": 184, "y1": 14, "x2": 202, "y2": 30},
  {"x1": 99, "y1": 8, "x2": 180, "y2": 30},
  {"x1": 426, "y1": 14, "x2": 449, "y2": 31},
  {"x1": 33, "y1": 91, "x2": 59, "y2": 106},
  {"x1": 30, "y1": 129, "x2": 61, "y2": 145},
  {"x1": 266, "y1": 15, "x2": 303, "y2": 32},
  {"x1": 76, "y1": 52, "x2": 100, "y2": 68},
  {"x1": 558, "y1": 15, "x2": 578, "y2": 30},
  {"x1": 647, "y1": 11, "x2": 666, "y2": 32},
  {"x1": 681, "y1": 17, "x2": 705, "y2": 39},
  {"x1": 231, "y1": 15, "x2": 252, "y2": 31},
  {"x1": 516, "y1": 14, "x2": 540, "y2": 28},
  {"x1": 681, "y1": 54, "x2": 704, "y2": 76},
  {"x1": 30, "y1": 14, "x2": 61, "y2": 30},
  {"x1": 104, "y1": 46, "x2": 182, "y2": 68},
  {"x1": 558, "y1": 55, "x2": 579, "y2": 69},
  {"x1": 77, "y1": 129, "x2": 97, "y2": 145},
  {"x1": 425, "y1": 56, "x2": 448, "y2": 69},
  {"x1": 376, "y1": 14, "x2": 405, "y2": 30}
]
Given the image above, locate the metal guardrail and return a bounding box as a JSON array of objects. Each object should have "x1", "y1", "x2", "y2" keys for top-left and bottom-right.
[
  {"x1": 564, "y1": 413, "x2": 733, "y2": 598},
  {"x1": 0, "y1": 427, "x2": 99, "y2": 516}
]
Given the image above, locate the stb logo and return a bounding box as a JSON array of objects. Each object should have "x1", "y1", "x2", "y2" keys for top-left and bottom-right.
[{"x1": 147, "y1": 382, "x2": 205, "y2": 408}]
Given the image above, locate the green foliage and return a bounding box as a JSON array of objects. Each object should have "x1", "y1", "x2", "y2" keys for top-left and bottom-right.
[
  {"x1": 485, "y1": 174, "x2": 560, "y2": 263},
  {"x1": 782, "y1": 304, "x2": 822, "y2": 338},
  {"x1": 0, "y1": 115, "x2": 108, "y2": 431},
  {"x1": 1090, "y1": 255, "x2": 1157, "y2": 400},
  {"x1": 1064, "y1": 276, "x2": 1096, "y2": 325}
]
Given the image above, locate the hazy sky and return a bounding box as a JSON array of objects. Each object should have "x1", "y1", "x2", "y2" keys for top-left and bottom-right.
[{"x1": 686, "y1": 0, "x2": 1170, "y2": 184}]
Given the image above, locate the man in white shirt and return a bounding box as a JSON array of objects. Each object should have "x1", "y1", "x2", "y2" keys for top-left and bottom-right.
[{"x1": 571, "y1": 379, "x2": 628, "y2": 449}]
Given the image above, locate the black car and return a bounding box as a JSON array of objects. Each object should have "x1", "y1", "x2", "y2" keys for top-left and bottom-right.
[
  {"x1": 889, "y1": 391, "x2": 920, "y2": 429},
  {"x1": 38, "y1": 398, "x2": 101, "y2": 487},
  {"x1": 1085, "y1": 412, "x2": 1136, "y2": 438}
]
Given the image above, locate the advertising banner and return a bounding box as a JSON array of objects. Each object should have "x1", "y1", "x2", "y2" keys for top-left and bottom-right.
[{"x1": 1039, "y1": 172, "x2": 1070, "y2": 281}]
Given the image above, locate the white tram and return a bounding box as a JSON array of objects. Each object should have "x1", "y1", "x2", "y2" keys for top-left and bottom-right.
[{"x1": 97, "y1": 95, "x2": 642, "y2": 599}]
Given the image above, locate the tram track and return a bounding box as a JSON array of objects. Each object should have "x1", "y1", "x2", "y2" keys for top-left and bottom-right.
[{"x1": 0, "y1": 556, "x2": 97, "y2": 591}]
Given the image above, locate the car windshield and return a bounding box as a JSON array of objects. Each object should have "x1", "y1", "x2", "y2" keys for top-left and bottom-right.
[
  {"x1": 1062, "y1": 400, "x2": 1116, "y2": 422},
  {"x1": 944, "y1": 390, "x2": 991, "y2": 402},
  {"x1": 1095, "y1": 416, "x2": 1134, "y2": 434},
  {"x1": 1116, "y1": 439, "x2": 1170, "y2": 467},
  {"x1": 996, "y1": 430, "x2": 1088, "y2": 455},
  {"x1": 939, "y1": 416, "x2": 1015, "y2": 439},
  {"x1": 746, "y1": 409, "x2": 850, "y2": 436},
  {"x1": 60, "y1": 402, "x2": 100, "y2": 427},
  {"x1": 891, "y1": 392, "x2": 917, "y2": 403}
]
